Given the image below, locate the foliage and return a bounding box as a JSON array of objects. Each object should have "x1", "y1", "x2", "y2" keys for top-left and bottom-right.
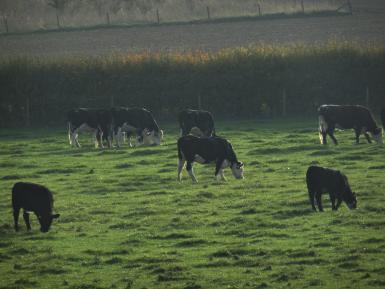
[
  {"x1": 0, "y1": 42, "x2": 385, "y2": 127},
  {"x1": 0, "y1": 119, "x2": 385, "y2": 288}
]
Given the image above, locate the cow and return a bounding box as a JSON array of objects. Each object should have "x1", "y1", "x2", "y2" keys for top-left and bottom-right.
[
  {"x1": 381, "y1": 106, "x2": 385, "y2": 129},
  {"x1": 306, "y1": 166, "x2": 357, "y2": 212},
  {"x1": 111, "y1": 107, "x2": 163, "y2": 147},
  {"x1": 178, "y1": 109, "x2": 216, "y2": 137},
  {"x1": 177, "y1": 135, "x2": 244, "y2": 182},
  {"x1": 67, "y1": 108, "x2": 112, "y2": 148},
  {"x1": 12, "y1": 182, "x2": 60, "y2": 232},
  {"x1": 318, "y1": 104, "x2": 383, "y2": 145}
]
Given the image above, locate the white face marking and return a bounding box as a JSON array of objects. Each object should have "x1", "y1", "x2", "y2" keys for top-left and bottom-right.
[
  {"x1": 189, "y1": 127, "x2": 204, "y2": 137},
  {"x1": 194, "y1": 155, "x2": 206, "y2": 164},
  {"x1": 231, "y1": 163, "x2": 244, "y2": 179}
]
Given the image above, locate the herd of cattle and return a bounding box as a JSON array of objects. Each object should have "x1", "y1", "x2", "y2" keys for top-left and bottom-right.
[{"x1": 11, "y1": 104, "x2": 385, "y2": 232}]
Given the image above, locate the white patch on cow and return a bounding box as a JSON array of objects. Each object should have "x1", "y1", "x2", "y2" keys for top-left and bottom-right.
[
  {"x1": 189, "y1": 127, "x2": 204, "y2": 137},
  {"x1": 188, "y1": 167, "x2": 198, "y2": 183},
  {"x1": 177, "y1": 158, "x2": 185, "y2": 181},
  {"x1": 194, "y1": 155, "x2": 206, "y2": 164},
  {"x1": 371, "y1": 130, "x2": 383, "y2": 144},
  {"x1": 231, "y1": 163, "x2": 244, "y2": 179}
]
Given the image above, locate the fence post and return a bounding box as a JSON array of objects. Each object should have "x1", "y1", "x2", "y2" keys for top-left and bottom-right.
[
  {"x1": 156, "y1": 9, "x2": 160, "y2": 24},
  {"x1": 301, "y1": 0, "x2": 305, "y2": 14},
  {"x1": 25, "y1": 96, "x2": 31, "y2": 127},
  {"x1": 347, "y1": 0, "x2": 353, "y2": 14},
  {"x1": 282, "y1": 89, "x2": 287, "y2": 117},
  {"x1": 3, "y1": 16, "x2": 9, "y2": 33},
  {"x1": 56, "y1": 12, "x2": 61, "y2": 28},
  {"x1": 206, "y1": 6, "x2": 211, "y2": 20},
  {"x1": 365, "y1": 86, "x2": 370, "y2": 108},
  {"x1": 257, "y1": 4, "x2": 262, "y2": 16},
  {"x1": 106, "y1": 12, "x2": 110, "y2": 25},
  {"x1": 110, "y1": 95, "x2": 114, "y2": 108}
]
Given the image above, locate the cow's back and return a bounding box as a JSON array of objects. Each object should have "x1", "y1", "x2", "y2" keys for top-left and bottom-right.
[
  {"x1": 12, "y1": 182, "x2": 53, "y2": 213},
  {"x1": 318, "y1": 105, "x2": 375, "y2": 128}
]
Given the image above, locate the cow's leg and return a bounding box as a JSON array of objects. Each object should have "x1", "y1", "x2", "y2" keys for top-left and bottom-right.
[
  {"x1": 335, "y1": 198, "x2": 342, "y2": 211},
  {"x1": 315, "y1": 192, "x2": 323, "y2": 212},
  {"x1": 219, "y1": 169, "x2": 226, "y2": 181},
  {"x1": 186, "y1": 161, "x2": 197, "y2": 183},
  {"x1": 329, "y1": 193, "x2": 336, "y2": 210},
  {"x1": 215, "y1": 159, "x2": 224, "y2": 180},
  {"x1": 23, "y1": 210, "x2": 31, "y2": 231},
  {"x1": 68, "y1": 123, "x2": 73, "y2": 146},
  {"x1": 177, "y1": 158, "x2": 185, "y2": 181},
  {"x1": 308, "y1": 189, "x2": 317, "y2": 211},
  {"x1": 327, "y1": 129, "x2": 338, "y2": 145},
  {"x1": 364, "y1": 132, "x2": 372, "y2": 143},
  {"x1": 354, "y1": 128, "x2": 361, "y2": 144},
  {"x1": 319, "y1": 130, "x2": 327, "y2": 145},
  {"x1": 13, "y1": 206, "x2": 20, "y2": 231}
]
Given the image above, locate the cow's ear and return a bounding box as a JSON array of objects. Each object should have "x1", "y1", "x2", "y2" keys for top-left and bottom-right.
[{"x1": 52, "y1": 214, "x2": 60, "y2": 219}]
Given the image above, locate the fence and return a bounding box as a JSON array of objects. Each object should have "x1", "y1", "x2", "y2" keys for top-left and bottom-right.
[{"x1": 1, "y1": 0, "x2": 352, "y2": 34}]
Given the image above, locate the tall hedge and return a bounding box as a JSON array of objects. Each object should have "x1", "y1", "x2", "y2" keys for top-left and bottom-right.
[{"x1": 1, "y1": 42, "x2": 385, "y2": 127}]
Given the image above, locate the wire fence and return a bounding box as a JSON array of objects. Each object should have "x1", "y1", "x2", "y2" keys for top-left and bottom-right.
[{"x1": 0, "y1": 0, "x2": 351, "y2": 34}]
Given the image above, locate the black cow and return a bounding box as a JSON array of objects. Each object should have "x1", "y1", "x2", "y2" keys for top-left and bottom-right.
[
  {"x1": 12, "y1": 182, "x2": 60, "y2": 232},
  {"x1": 381, "y1": 106, "x2": 385, "y2": 129},
  {"x1": 67, "y1": 108, "x2": 112, "y2": 148},
  {"x1": 178, "y1": 109, "x2": 216, "y2": 137},
  {"x1": 111, "y1": 107, "x2": 163, "y2": 147},
  {"x1": 318, "y1": 104, "x2": 383, "y2": 145},
  {"x1": 177, "y1": 135, "x2": 244, "y2": 182},
  {"x1": 306, "y1": 166, "x2": 357, "y2": 212}
]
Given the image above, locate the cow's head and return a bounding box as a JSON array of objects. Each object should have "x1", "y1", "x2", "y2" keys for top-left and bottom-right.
[
  {"x1": 142, "y1": 129, "x2": 163, "y2": 146},
  {"x1": 371, "y1": 128, "x2": 383, "y2": 144},
  {"x1": 345, "y1": 191, "x2": 357, "y2": 210},
  {"x1": 230, "y1": 161, "x2": 244, "y2": 179},
  {"x1": 38, "y1": 213, "x2": 60, "y2": 233}
]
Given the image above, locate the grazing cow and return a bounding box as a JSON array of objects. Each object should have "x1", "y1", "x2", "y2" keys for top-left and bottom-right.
[
  {"x1": 306, "y1": 166, "x2": 357, "y2": 212},
  {"x1": 381, "y1": 106, "x2": 385, "y2": 129},
  {"x1": 111, "y1": 107, "x2": 163, "y2": 147},
  {"x1": 12, "y1": 182, "x2": 60, "y2": 232},
  {"x1": 318, "y1": 104, "x2": 383, "y2": 145},
  {"x1": 177, "y1": 135, "x2": 244, "y2": 182},
  {"x1": 178, "y1": 109, "x2": 216, "y2": 137},
  {"x1": 67, "y1": 108, "x2": 112, "y2": 148}
]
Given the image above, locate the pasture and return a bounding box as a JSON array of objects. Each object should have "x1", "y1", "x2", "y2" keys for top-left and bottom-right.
[{"x1": 1, "y1": 119, "x2": 385, "y2": 289}]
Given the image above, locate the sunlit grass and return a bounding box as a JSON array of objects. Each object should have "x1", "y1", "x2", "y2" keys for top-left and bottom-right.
[{"x1": 1, "y1": 119, "x2": 385, "y2": 288}]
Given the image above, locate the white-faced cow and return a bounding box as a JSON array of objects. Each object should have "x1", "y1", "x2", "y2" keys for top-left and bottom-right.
[
  {"x1": 177, "y1": 135, "x2": 244, "y2": 182},
  {"x1": 306, "y1": 166, "x2": 357, "y2": 212},
  {"x1": 67, "y1": 108, "x2": 112, "y2": 148},
  {"x1": 178, "y1": 109, "x2": 216, "y2": 137},
  {"x1": 318, "y1": 104, "x2": 383, "y2": 145},
  {"x1": 12, "y1": 182, "x2": 60, "y2": 233},
  {"x1": 381, "y1": 106, "x2": 385, "y2": 129},
  {"x1": 111, "y1": 107, "x2": 163, "y2": 147}
]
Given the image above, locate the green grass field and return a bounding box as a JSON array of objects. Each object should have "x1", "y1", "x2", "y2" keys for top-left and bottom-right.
[{"x1": 1, "y1": 119, "x2": 385, "y2": 289}]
